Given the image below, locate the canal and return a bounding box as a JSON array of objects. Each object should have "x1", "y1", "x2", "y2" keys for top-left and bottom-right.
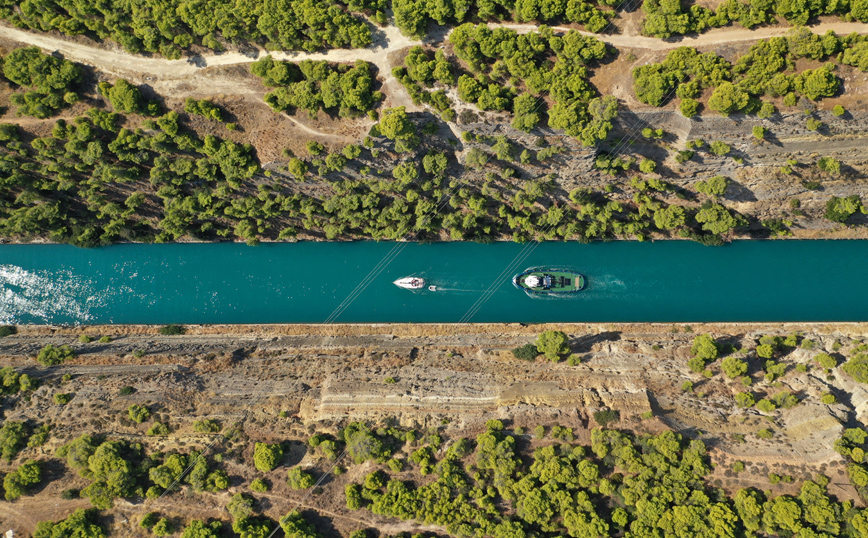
[{"x1": 0, "y1": 240, "x2": 865, "y2": 324}]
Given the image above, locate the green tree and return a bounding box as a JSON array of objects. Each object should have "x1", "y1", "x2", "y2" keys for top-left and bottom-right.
[
  {"x1": 695, "y1": 175, "x2": 729, "y2": 197},
  {"x1": 536, "y1": 330, "x2": 570, "y2": 361},
  {"x1": 287, "y1": 467, "x2": 315, "y2": 489},
  {"x1": 128, "y1": 404, "x2": 151, "y2": 423},
  {"x1": 181, "y1": 520, "x2": 222, "y2": 538},
  {"x1": 735, "y1": 391, "x2": 756, "y2": 408},
  {"x1": 4, "y1": 459, "x2": 41, "y2": 500},
  {"x1": 254, "y1": 442, "x2": 284, "y2": 472},
  {"x1": 708, "y1": 82, "x2": 749, "y2": 116},
  {"x1": 721, "y1": 356, "x2": 748, "y2": 378},
  {"x1": 36, "y1": 344, "x2": 75, "y2": 366},
  {"x1": 691, "y1": 334, "x2": 719, "y2": 362},
  {"x1": 825, "y1": 196, "x2": 863, "y2": 223},
  {"x1": 34, "y1": 509, "x2": 106, "y2": 538}
]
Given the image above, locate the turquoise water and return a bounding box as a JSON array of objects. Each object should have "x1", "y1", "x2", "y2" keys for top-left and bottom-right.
[{"x1": 0, "y1": 240, "x2": 865, "y2": 325}]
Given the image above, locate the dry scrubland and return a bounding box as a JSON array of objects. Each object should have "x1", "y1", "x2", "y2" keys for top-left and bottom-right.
[{"x1": 1, "y1": 323, "x2": 868, "y2": 536}]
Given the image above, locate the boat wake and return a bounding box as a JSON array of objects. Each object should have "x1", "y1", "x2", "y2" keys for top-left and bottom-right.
[{"x1": 0, "y1": 265, "x2": 108, "y2": 324}]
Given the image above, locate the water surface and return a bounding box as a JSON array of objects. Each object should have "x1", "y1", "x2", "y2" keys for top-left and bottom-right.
[{"x1": 0, "y1": 241, "x2": 865, "y2": 324}]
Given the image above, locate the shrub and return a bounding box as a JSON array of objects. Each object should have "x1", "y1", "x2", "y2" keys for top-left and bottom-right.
[
  {"x1": 691, "y1": 334, "x2": 719, "y2": 361},
  {"x1": 0, "y1": 326, "x2": 16, "y2": 337},
  {"x1": 832, "y1": 105, "x2": 845, "y2": 116},
  {"x1": 147, "y1": 422, "x2": 169, "y2": 436},
  {"x1": 78, "y1": 335, "x2": 93, "y2": 343},
  {"x1": 593, "y1": 409, "x2": 620, "y2": 428},
  {"x1": 758, "y1": 429, "x2": 774, "y2": 440},
  {"x1": 821, "y1": 393, "x2": 837, "y2": 404},
  {"x1": 817, "y1": 157, "x2": 840, "y2": 174},
  {"x1": 250, "y1": 478, "x2": 268, "y2": 492},
  {"x1": 825, "y1": 196, "x2": 864, "y2": 223},
  {"x1": 756, "y1": 344, "x2": 775, "y2": 359},
  {"x1": 152, "y1": 518, "x2": 173, "y2": 537},
  {"x1": 843, "y1": 353, "x2": 868, "y2": 383},
  {"x1": 752, "y1": 125, "x2": 766, "y2": 139},
  {"x1": 158, "y1": 324, "x2": 185, "y2": 335},
  {"x1": 287, "y1": 467, "x2": 315, "y2": 489},
  {"x1": 815, "y1": 353, "x2": 837, "y2": 369},
  {"x1": 141, "y1": 512, "x2": 159, "y2": 529},
  {"x1": 128, "y1": 404, "x2": 151, "y2": 423},
  {"x1": 253, "y1": 442, "x2": 284, "y2": 472},
  {"x1": 695, "y1": 176, "x2": 729, "y2": 197},
  {"x1": 193, "y1": 419, "x2": 220, "y2": 433},
  {"x1": 36, "y1": 344, "x2": 75, "y2": 366},
  {"x1": 709, "y1": 141, "x2": 731, "y2": 156},
  {"x1": 721, "y1": 357, "x2": 748, "y2": 378},
  {"x1": 735, "y1": 392, "x2": 755, "y2": 408},
  {"x1": 3, "y1": 459, "x2": 41, "y2": 500},
  {"x1": 756, "y1": 399, "x2": 777, "y2": 413},
  {"x1": 54, "y1": 393, "x2": 73, "y2": 405}
]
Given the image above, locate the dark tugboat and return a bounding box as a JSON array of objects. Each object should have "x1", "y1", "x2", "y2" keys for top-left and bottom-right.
[{"x1": 513, "y1": 268, "x2": 585, "y2": 295}]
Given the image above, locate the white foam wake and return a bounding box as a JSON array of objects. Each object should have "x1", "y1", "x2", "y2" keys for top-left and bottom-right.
[{"x1": 0, "y1": 265, "x2": 107, "y2": 325}]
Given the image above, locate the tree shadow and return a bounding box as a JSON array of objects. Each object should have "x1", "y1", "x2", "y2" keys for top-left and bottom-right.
[
  {"x1": 569, "y1": 331, "x2": 621, "y2": 353},
  {"x1": 299, "y1": 508, "x2": 342, "y2": 538},
  {"x1": 724, "y1": 180, "x2": 758, "y2": 203}
]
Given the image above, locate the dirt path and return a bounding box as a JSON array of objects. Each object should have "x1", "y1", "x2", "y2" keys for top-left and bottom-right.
[
  {"x1": 0, "y1": 24, "x2": 421, "y2": 79},
  {"x1": 3, "y1": 21, "x2": 867, "y2": 81},
  {"x1": 499, "y1": 21, "x2": 868, "y2": 50}
]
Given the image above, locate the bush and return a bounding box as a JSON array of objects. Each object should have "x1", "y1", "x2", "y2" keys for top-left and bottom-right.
[
  {"x1": 709, "y1": 141, "x2": 731, "y2": 156},
  {"x1": 825, "y1": 195, "x2": 864, "y2": 223},
  {"x1": 0, "y1": 326, "x2": 16, "y2": 337},
  {"x1": 250, "y1": 478, "x2": 269, "y2": 492},
  {"x1": 695, "y1": 176, "x2": 729, "y2": 197},
  {"x1": 128, "y1": 404, "x2": 151, "y2": 423},
  {"x1": 193, "y1": 419, "x2": 221, "y2": 433},
  {"x1": 158, "y1": 324, "x2": 186, "y2": 335},
  {"x1": 287, "y1": 467, "x2": 315, "y2": 489},
  {"x1": 54, "y1": 393, "x2": 73, "y2": 405},
  {"x1": 756, "y1": 399, "x2": 777, "y2": 413},
  {"x1": 721, "y1": 357, "x2": 748, "y2": 378},
  {"x1": 843, "y1": 353, "x2": 868, "y2": 383},
  {"x1": 832, "y1": 105, "x2": 845, "y2": 116},
  {"x1": 815, "y1": 353, "x2": 837, "y2": 369},
  {"x1": 147, "y1": 422, "x2": 169, "y2": 436},
  {"x1": 512, "y1": 343, "x2": 538, "y2": 361},
  {"x1": 34, "y1": 509, "x2": 105, "y2": 538},
  {"x1": 735, "y1": 392, "x2": 755, "y2": 408},
  {"x1": 4, "y1": 459, "x2": 41, "y2": 500},
  {"x1": 36, "y1": 344, "x2": 75, "y2": 366},
  {"x1": 691, "y1": 334, "x2": 719, "y2": 362},
  {"x1": 593, "y1": 409, "x2": 620, "y2": 428},
  {"x1": 254, "y1": 442, "x2": 284, "y2": 472}
]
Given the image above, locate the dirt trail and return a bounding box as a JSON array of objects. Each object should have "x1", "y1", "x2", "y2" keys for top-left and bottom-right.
[
  {"x1": 2, "y1": 21, "x2": 867, "y2": 81},
  {"x1": 500, "y1": 21, "x2": 868, "y2": 50},
  {"x1": 0, "y1": 24, "x2": 421, "y2": 79}
]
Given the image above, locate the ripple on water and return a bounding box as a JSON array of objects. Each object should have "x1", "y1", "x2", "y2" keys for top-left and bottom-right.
[{"x1": 0, "y1": 265, "x2": 108, "y2": 325}]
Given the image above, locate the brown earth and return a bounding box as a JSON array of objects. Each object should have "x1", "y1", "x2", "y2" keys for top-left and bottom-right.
[{"x1": 1, "y1": 322, "x2": 867, "y2": 534}]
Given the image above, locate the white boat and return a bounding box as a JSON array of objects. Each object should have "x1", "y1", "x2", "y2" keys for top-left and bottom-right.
[{"x1": 394, "y1": 276, "x2": 425, "y2": 290}]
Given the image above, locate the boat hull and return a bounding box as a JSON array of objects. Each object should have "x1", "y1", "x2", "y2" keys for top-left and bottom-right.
[
  {"x1": 513, "y1": 269, "x2": 585, "y2": 294},
  {"x1": 394, "y1": 277, "x2": 426, "y2": 290}
]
